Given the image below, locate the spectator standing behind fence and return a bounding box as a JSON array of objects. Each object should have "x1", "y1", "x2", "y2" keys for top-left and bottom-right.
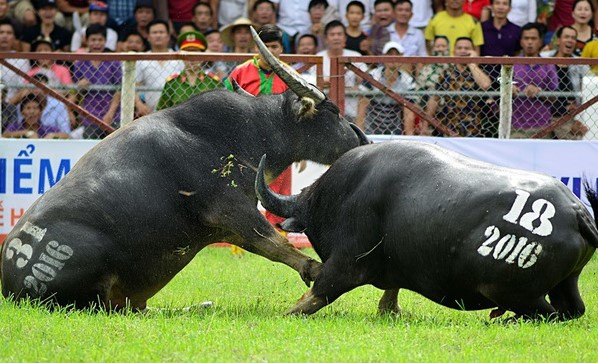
[
  {"x1": 24, "y1": 37, "x2": 77, "y2": 126},
  {"x1": 220, "y1": 17, "x2": 253, "y2": 53},
  {"x1": 203, "y1": 29, "x2": 230, "y2": 80},
  {"x1": 8, "y1": 0, "x2": 36, "y2": 27},
  {"x1": 369, "y1": 0, "x2": 394, "y2": 55},
  {"x1": 356, "y1": 41, "x2": 416, "y2": 135},
  {"x1": 305, "y1": 1, "x2": 341, "y2": 52},
  {"x1": 253, "y1": 0, "x2": 295, "y2": 53},
  {"x1": 480, "y1": 0, "x2": 521, "y2": 85},
  {"x1": 317, "y1": 20, "x2": 365, "y2": 120},
  {"x1": 116, "y1": 0, "x2": 155, "y2": 51},
  {"x1": 71, "y1": 1, "x2": 118, "y2": 52},
  {"x1": 387, "y1": 0, "x2": 427, "y2": 57},
  {"x1": 3, "y1": 92, "x2": 69, "y2": 139},
  {"x1": 73, "y1": 24, "x2": 121, "y2": 139},
  {"x1": 136, "y1": 20, "x2": 184, "y2": 111},
  {"x1": 344, "y1": 1, "x2": 368, "y2": 54},
  {"x1": 425, "y1": 0, "x2": 484, "y2": 54},
  {"x1": 21, "y1": 0, "x2": 72, "y2": 52},
  {"x1": 426, "y1": 37, "x2": 491, "y2": 137},
  {"x1": 0, "y1": 0, "x2": 24, "y2": 50},
  {"x1": 541, "y1": 25, "x2": 590, "y2": 139},
  {"x1": 416, "y1": 35, "x2": 449, "y2": 135},
  {"x1": 569, "y1": 0, "x2": 598, "y2": 56},
  {"x1": 511, "y1": 22, "x2": 559, "y2": 138},
  {"x1": 332, "y1": 0, "x2": 374, "y2": 34},
  {"x1": 549, "y1": 0, "x2": 598, "y2": 34},
  {"x1": 192, "y1": 2, "x2": 215, "y2": 35},
  {"x1": 292, "y1": 33, "x2": 318, "y2": 83},
  {"x1": 156, "y1": 31, "x2": 221, "y2": 110},
  {"x1": 0, "y1": 19, "x2": 30, "y2": 103}
]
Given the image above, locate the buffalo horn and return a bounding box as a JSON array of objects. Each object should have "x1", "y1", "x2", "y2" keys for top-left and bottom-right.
[
  {"x1": 250, "y1": 26, "x2": 325, "y2": 104},
  {"x1": 255, "y1": 155, "x2": 297, "y2": 219},
  {"x1": 230, "y1": 78, "x2": 254, "y2": 97},
  {"x1": 350, "y1": 123, "x2": 371, "y2": 145}
]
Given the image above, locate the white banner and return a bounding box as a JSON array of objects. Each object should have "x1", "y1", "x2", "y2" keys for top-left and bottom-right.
[
  {"x1": 2, "y1": 137, "x2": 598, "y2": 241},
  {"x1": 1, "y1": 139, "x2": 98, "y2": 239}
]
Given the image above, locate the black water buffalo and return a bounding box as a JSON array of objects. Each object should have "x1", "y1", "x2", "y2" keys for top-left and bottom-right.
[
  {"x1": 0, "y1": 28, "x2": 369, "y2": 310},
  {"x1": 256, "y1": 141, "x2": 598, "y2": 320}
]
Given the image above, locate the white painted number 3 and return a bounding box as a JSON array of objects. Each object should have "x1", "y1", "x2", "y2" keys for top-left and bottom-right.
[{"x1": 502, "y1": 189, "x2": 555, "y2": 236}]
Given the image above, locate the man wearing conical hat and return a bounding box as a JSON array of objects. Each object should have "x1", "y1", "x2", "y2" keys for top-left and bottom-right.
[{"x1": 156, "y1": 30, "x2": 221, "y2": 110}]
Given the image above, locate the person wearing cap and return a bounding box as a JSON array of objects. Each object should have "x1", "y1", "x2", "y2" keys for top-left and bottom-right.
[
  {"x1": 356, "y1": 41, "x2": 416, "y2": 135},
  {"x1": 156, "y1": 30, "x2": 221, "y2": 110},
  {"x1": 137, "y1": 19, "x2": 184, "y2": 111},
  {"x1": 223, "y1": 24, "x2": 294, "y2": 228},
  {"x1": 21, "y1": 0, "x2": 72, "y2": 52},
  {"x1": 70, "y1": 1, "x2": 118, "y2": 52},
  {"x1": 425, "y1": 36, "x2": 492, "y2": 137},
  {"x1": 220, "y1": 17, "x2": 253, "y2": 53}
]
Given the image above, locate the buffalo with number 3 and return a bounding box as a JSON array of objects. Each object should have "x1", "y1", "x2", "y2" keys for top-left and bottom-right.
[{"x1": 256, "y1": 141, "x2": 598, "y2": 320}]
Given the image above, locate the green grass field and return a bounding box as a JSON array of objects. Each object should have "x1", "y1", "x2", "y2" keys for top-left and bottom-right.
[{"x1": 2, "y1": 247, "x2": 598, "y2": 362}]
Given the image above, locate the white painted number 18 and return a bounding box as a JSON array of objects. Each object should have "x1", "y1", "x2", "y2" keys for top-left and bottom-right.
[{"x1": 502, "y1": 189, "x2": 555, "y2": 236}]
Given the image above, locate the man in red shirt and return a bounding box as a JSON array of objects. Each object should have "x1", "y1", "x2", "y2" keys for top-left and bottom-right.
[{"x1": 224, "y1": 24, "x2": 293, "y2": 228}]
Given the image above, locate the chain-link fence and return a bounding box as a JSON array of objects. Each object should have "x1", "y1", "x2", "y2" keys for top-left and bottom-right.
[
  {"x1": 340, "y1": 55, "x2": 598, "y2": 140},
  {"x1": 2, "y1": 52, "x2": 598, "y2": 140}
]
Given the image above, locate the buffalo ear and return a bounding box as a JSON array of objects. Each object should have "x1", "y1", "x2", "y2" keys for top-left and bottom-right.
[
  {"x1": 294, "y1": 97, "x2": 317, "y2": 121},
  {"x1": 278, "y1": 218, "x2": 305, "y2": 232}
]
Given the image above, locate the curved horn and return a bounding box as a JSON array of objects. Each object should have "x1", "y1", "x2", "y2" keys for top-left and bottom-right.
[
  {"x1": 230, "y1": 78, "x2": 254, "y2": 97},
  {"x1": 250, "y1": 26, "x2": 325, "y2": 104},
  {"x1": 255, "y1": 155, "x2": 298, "y2": 219},
  {"x1": 350, "y1": 123, "x2": 371, "y2": 145}
]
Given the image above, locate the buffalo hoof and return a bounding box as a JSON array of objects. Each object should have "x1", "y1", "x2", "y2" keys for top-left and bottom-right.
[{"x1": 299, "y1": 258, "x2": 323, "y2": 287}]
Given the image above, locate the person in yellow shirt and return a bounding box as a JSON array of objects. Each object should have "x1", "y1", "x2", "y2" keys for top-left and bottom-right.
[
  {"x1": 424, "y1": 0, "x2": 484, "y2": 54},
  {"x1": 581, "y1": 38, "x2": 598, "y2": 74}
]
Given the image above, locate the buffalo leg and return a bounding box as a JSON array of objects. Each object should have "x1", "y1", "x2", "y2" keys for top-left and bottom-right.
[
  {"x1": 499, "y1": 296, "x2": 557, "y2": 321},
  {"x1": 548, "y1": 275, "x2": 585, "y2": 320},
  {"x1": 216, "y1": 205, "x2": 321, "y2": 286},
  {"x1": 378, "y1": 289, "x2": 400, "y2": 315},
  {"x1": 285, "y1": 256, "x2": 367, "y2": 315}
]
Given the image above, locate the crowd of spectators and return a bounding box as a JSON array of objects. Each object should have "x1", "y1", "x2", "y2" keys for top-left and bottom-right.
[{"x1": 0, "y1": 0, "x2": 596, "y2": 140}]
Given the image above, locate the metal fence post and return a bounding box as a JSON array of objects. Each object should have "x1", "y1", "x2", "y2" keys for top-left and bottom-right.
[
  {"x1": 498, "y1": 65, "x2": 513, "y2": 139},
  {"x1": 120, "y1": 60, "x2": 136, "y2": 127}
]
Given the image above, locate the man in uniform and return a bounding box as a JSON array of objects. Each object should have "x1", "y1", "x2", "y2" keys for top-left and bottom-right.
[{"x1": 156, "y1": 30, "x2": 221, "y2": 110}]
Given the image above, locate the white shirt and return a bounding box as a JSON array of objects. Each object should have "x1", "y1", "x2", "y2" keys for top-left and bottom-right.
[
  {"x1": 410, "y1": 0, "x2": 434, "y2": 28},
  {"x1": 272, "y1": 0, "x2": 311, "y2": 36},
  {"x1": 1, "y1": 56, "x2": 31, "y2": 100},
  {"x1": 135, "y1": 50, "x2": 184, "y2": 111},
  {"x1": 71, "y1": 27, "x2": 118, "y2": 52},
  {"x1": 507, "y1": 0, "x2": 536, "y2": 27},
  {"x1": 217, "y1": 0, "x2": 248, "y2": 27},
  {"x1": 316, "y1": 48, "x2": 365, "y2": 118},
  {"x1": 386, "y1": 24, "x2": 428, "y2": 56}
]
